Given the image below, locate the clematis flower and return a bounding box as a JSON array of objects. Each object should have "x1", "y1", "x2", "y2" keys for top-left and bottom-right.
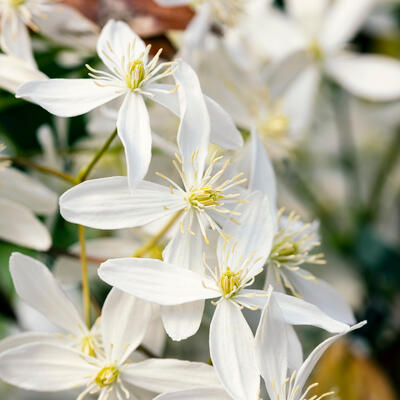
[
  {"x1": 242, "y1": 131, "x2": 355, "y2": 325},
  {"x1": 152, "y1": 294, "x2": 366, "y2": 400},
  {"x1": 59, "y1": 59, "x2": 243, "y2": 270},
  {"x1": 98, "y1": 191, "x2": 350, "y2": 352},
  {"x1": 0, "y1": 256, "x2": 221, "y2": 400},
  {"x1": 0, "y1": 146, "x2": 56, "y2": 251},
  {"x1": 0, "y1": 0, "x2": 98, "y2": 66}
]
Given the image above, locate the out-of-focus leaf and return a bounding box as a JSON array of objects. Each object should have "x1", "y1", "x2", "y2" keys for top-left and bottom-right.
[{"x1": 309, "y1": 339, "x2": 398, "y2": 400}]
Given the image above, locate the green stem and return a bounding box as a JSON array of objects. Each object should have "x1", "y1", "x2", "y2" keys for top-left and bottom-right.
[{"x1": 76, "y1": 128, "x2": 117, "y2": 182}]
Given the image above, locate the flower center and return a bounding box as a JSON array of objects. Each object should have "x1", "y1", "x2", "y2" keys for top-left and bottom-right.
[
  {"x1": 8, "y1": 0, "x2": 25, "y2": 7},
  {"x1": 309, "y1": 39, "x2": 323, "y2": 61},
  {"x1": 126, "y1": 60, "x2": 146, "y2": 90},
  {"x1": 95, "y1": 366, "x2": 119, "y2": 388},
  {"x1": 209, "y1": 0, "x2": 246, "y2": 26},
  {"x1": 260, "y1": 114, "x2": 289, "y2": 139},
  {"x1": 80, "y1": 336, "x2": 97, "y2": 357},
  {"x1": 219, "y1": 267, "x2": 243, "y2": 297},
  {"x1": 188, "y1": 186, "x2": 224, "y2": 209}
]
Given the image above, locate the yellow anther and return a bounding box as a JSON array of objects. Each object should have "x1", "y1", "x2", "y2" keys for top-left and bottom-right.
[
  {"x1": 95, "y1": 366, "x2": 119, "y2": 388},
  {"x1": 80, "y1": 336, "x2": 96, "y2": 358},
  {"x1": 309, "y1": 39, "x2": 323, "y2": 61},
  {"x1": 126, "y1": 60, "x2": 146, "y2": 89},
  {"x1": 261, "y1": 115, "x2": 289, "y2": 138},
  {"x1": 188, "y1": 186, "x2": 224, "y2": 209},
  {"x1": 219, "y1": 267, "x2": 242, "y2": 297},
  {"x1": 9, "y1": 0, "x2": 25, "y2": 7}
]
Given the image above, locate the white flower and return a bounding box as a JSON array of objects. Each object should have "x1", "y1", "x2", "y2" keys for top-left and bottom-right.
[
  {"x1": 0, "y1": 0, "x2": 98, "y2": 66},
  {"x1": 0, "y1": 256, "x2": 221, "y2": 400},
  {"x1": 152, "y1": 292, "x2": 366, "y2": 400},
  {"x1": 0, "y1": 147, "x2": 56, "y2": 250},
  {"x1": 59, "y1": 60, "x2": 243, "y2": 270},
  {"x1": 243, "y1": 131, "x2": 356, "y2": 325}
]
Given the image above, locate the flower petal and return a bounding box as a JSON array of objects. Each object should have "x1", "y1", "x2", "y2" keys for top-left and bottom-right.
[
  {"x1": 204, "y1": 96, "x2": 243, "y2": 150},
  {"x1": 154, "y1": 388, "x2": 232, "y2": 400},
  {"x1": 0, "y1": 167, "x2": 57, "y2": 215},
  {"x1": 59, "y1": 177, "x2": 184, "y2": 229},
  {"x1": 117, "y1": 92, "x2": 152, "y2": 189},
  {"x1": 0, "y1": 54, "x2": 46, "y2": 93},
  {"x1": 254, "y1": 289, "x2": 287, "y2": 400},
  {"x1": 285, "y1": 268, "x2": 355, "y2": 324},
  {"x1": 16, "y1": 79, "x2": 121, "y2": 117},
  {"x1": 147, "y1": 83, "x2": 180, "y2": 115},
  {"x1": 0, "y1": 343, "x2": 97, "y2": 391},
  {"x1": 97, "y1": 20, "x2": 145, "y2": 71},
  {"x1": 123, "y1": 358, "x2": 221, "y2": 393},
  {"x1": 210, "y1": 301, "x2": 259, "y2": 400},
  {"x1": 0, "y1": 199, "x2": 51, "y2": 250},
  {"x1": 101, "y1": 288, "x2": 153, "y2": 363},
  {"x1": 294, "y1": 321, "x2": 367, "y2": 393},
  {"x1": 1, "y1": 13, "x2": 35, "y2": 66},
  {"x1": 98, "y1": 258, "x2": 217, "y2": 305},
  {"x1": 326, "y1": 53, "x2": 400, "y2": 101},
  {"x1": 320, "y1": 0, "x2": 375, "y2": 52},
  {"x1": 174, "y1": 59, "x2": 210, "y2": 186},
  {"x1": 10, "y1": 253, "x2": 85, "y2": 336},
  {"x1": 161, "y1": 300, "x2": 205, "y2": 341}
]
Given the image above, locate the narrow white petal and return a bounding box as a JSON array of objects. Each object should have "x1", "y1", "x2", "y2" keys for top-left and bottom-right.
[
  {"x1": 285, "y1": 268, "x2": 356, "y2": 324},
  {"x1": 0, "y1": 54, "x2": 46, "y2": 93},
  {"x1": 174, "y1": 59, "x2": 210, "y2": 186},
  {"x1": 0, "y1": 343, "x2": 97, "y2": 391},
  {"x1": 286, "y1": 0, "x2": 329, "y2": 33},
  {"x1": 218, "y1": 192, "x2": 274, "y2": 276},
  {"x1": 210, "y1": 301, "x2": 259, "y2": 400},
  {"x1": 326, "y1": 53, "x2": 400, "y2": 101},
  {"x1": 161, "y1": 300, "x2": 204, "y2": 341},
  {"x1": 147, "y1": 83, "x2": 180, "y2": 115},
  {"x1": 117, "y1": 92, "x2": 152, "y2": 189},
  {"x1": 59, "y1": 177, "x2": 184, "y2": 229},
  {"x1": 254, "y1": 291, "x2": 287, "y2": 400},
  {"x1": 16, "y1": 79, "x2": 121, "y2": 117},
  {"x1": 204, "y1": 96, "x2": 243, "y2": 150},
  {"x1": 274, "y1": 292, "x2": 350, "y2": 333},
  {"x1": 0, "y1": 200, "x2": 51, "y2": 250},
  {"x1": 101, "y1": 288, "x2": 153, "y2": 363},
  {"x1": 293, "y1": 321, "x2": 367, "y2": 393},
  {"x1": 286, "y1": 324, "x2": 303, "y2": 371},
  {"x1": 97, "y1": 20, "x2": 145, "y2": 71},
  {"x1": 0, "y1": 167, "x2": 57, "y2": 215},
  {"x1": 123, "y1": 358, "x2": 221, "y2": 392},
  {"x1": 10, "y1": 253, "x2": 85, "y2": 336},
  {"x1": 98, "y1": 258, "x2": 217, "y2": 305},
  {"x1": 154, "y1": 388, "x2": 232, "y2": 400},
  {"x1": 1, "y1": 13, "x2": 35, "y2": 66},
  {"x1": 320, "y1": 0, "x2": 375, "y2": 51}
]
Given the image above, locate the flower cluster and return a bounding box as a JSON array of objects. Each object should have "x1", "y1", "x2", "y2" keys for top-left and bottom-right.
[{"x1": 0, "y1": 0, "x2": 399, "y2": 399}]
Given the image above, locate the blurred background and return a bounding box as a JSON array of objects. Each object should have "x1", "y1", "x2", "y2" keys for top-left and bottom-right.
[{"x1": 0, "y1": 0, "x2": 399, "y2": 399}]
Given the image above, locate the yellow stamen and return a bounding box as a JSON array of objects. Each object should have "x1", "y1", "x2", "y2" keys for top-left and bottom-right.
[
  {"x1": 219, "y1": 267, "x2": 242, "y2": 297},
  {"x1": 95, "y1": 366, "x2": 119, "y2": 388}
]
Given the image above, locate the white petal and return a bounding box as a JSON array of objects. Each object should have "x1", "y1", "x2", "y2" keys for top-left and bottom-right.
[
  {"x1": 284, "y1": 268, "x2": 355, "y2": 325},
  {"x1": 273, "y1": 292, "x2": 350, "y2": 333},
  {"x1": 97, "y1": 20, "x2": 145, "y2": 71},
  {"x1": 0, "y1": 54, "x2": 46, "y2": 93},
  {"x1": 147, "y1": 83, "x2": 180, "y2": 115},
  {"x1": 0, "y1": 167, "x2": 57, "y2": 215},
  {"x1": 174, "y1": 59, "x2": 210, "y2": 186},
  {"x1": 286, "y1": 0, "x2": 329, "y2": 34},
  {"x1": 326, "y1": 53, "x2": 400, "y2": 101},
  {"x1": 16, "y1": 79, "x2": 121, "y2": 117},
  {"x1": 98, "y1": 258, "x2": 217, "y2": 305},
  {"x1": 161, "y1": 300, "x2": 204, "y2": 341},
  {"x1": 1, "y1": 13, "x2": 35, "y2": 66},
  {"x1": 320, "y1": 0, "x2": 375, "y2": 51},
  {"x1": 101, "y1": 288, "x2": 153, "y2": 363},
  {"x1": 286, "y1": 324, "x2": 303, "y2": 371},
  {"x1": 154, "y1": 0, "x2": 190, "y2": 5},
  {"x1": 154, "y1": 388, "x2": 232, "y2": 400},
  {"x1": 0, "y1": 332, "x2": 69, "y2": 354},
  {"x1": 218, "y1": 192, "x2": 274, "y2": 277},
  {"x1": 117, "y1": 92, "x2": 152, "y2": 189},
  {"x1": 254, "y1": 290, "x2": 287, "y2": 400},
  {"x1": 0, "y1": 199, "x2": 51, "y2": 250},
  {"x1": 210, "y1": 301, "x2": 259, "y2": 400},
  {"x1": 59, "y1": 177, "x2": 184, "y2": 229},
  {"x1": 123, "y1": 358, "x2": 221, "y2": 393},
  {"x1": 204, "y1": 96, "x2": 243, "y2": 150},
  {"x1": 141, "y1": 305, "x2": 167, "y2": 357},
  {"x1": 248, "y1": 130, "x2": 277, "y2": 216},
  {"x1": 0, "y1": 343, "x2": 97, "y2": 391},
  {"x1": 10, "y1": 253, "x2": 85, "y2": 336},
  {"x1": 293, "y1": 321, "x2": 367, "y2": 393}
]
